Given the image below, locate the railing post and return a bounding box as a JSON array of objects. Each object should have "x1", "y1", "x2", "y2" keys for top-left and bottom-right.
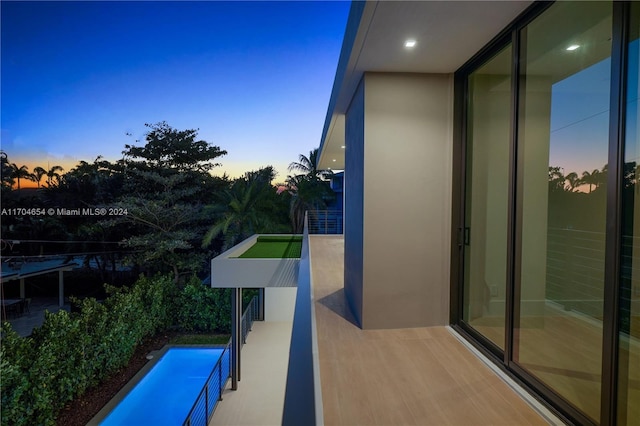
[
  {"x1": 219, "y1": 357, "x2": 223, "y2": 401},
  {"x1": 205, "y1": 385, "x2": 209, "y2": 423},
  {"x1": 325, "y1": 212, "x2": 328, "y2": 234},
  {"x1": 231, "y1": 288, "x2": 241, "y2": 389},
  {"x1": 258, "y1": 288, "x2": 265, "y2": 320}
]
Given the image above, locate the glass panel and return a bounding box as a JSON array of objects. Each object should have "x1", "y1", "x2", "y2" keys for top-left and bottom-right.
[
  {"x1": 463, "y1": 44, "x2": 512, "y2": 350},
  {"x1": 515, "y1": 2, "x2": 612, "y2": 422},
  {"x1": 619, "y1": 4, "x2": 640, "y2": 425}
]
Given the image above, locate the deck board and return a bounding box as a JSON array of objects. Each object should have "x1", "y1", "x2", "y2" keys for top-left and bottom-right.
[{"x1": 310, "y1": 235, "x2": 555, "y2": 426}]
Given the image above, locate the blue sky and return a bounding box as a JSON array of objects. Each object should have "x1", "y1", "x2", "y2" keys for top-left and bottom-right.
[{"x1": 1, "y1": 1, "x2": 350, "y2": 183}]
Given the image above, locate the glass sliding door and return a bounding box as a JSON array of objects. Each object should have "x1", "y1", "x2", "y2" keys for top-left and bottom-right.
[
  {"x1": 619, "y1": 4, "x2": 640, "y2": 424},
  {"x1": 462, "y1": 44, "x2": 512, "y2": 350},
  {"x1": 515, "y1": 1, "x2": 612, "y2": 422}
]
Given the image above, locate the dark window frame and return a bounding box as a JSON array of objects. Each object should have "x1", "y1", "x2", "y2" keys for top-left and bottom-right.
[{"x1": 451, "y1": 2, "x2": 633, "y2": 425}]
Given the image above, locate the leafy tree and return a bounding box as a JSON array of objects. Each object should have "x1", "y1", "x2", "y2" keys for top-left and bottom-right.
[
  {"x1": 112, "y1": 123, "x2": 227, "y2": 282},
  {"x1": 1, "y1": 152, "x2": 14, "y2": 193},
  {"x1": 548, "y1": 166, "x2": 566, "y2": 192},
  {"x1": 56, "y1": 156, "x2": 124, "y2": 207},
  {"x1": 122, "y1": 121, "x2": 227, "y2": 173}
]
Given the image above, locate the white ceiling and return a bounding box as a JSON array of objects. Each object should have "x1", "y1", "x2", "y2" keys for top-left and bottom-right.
[{"x1": 318, "y1": 0, "x2": 534, "y2": 169}]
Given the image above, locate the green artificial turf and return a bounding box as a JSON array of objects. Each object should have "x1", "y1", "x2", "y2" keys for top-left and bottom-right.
[{"x1": 238, "y1": 235, "x2": 302, "y2": 258}]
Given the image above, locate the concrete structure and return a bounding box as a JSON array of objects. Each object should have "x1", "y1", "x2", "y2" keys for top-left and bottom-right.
[
  {"x1": 210, "y1": 234, "x2": 300, "y2": 289},
  {"x1": 315, "y1": 1, "x2": 640, "y2": 425}
]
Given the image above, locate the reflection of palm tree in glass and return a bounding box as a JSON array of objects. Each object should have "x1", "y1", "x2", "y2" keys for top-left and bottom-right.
[
  {"x1": 565, "y1": 172, "x2": 580, "y2": 192},
  {"x1": 581, "y1": 169, "x2": 600, "y2": 193}
]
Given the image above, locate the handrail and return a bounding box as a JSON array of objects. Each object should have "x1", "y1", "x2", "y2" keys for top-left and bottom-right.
[
  {"x1": 282, "y1": 212, "x2": 324, "y2": 425},
  {"x1": 241, "y1": 295, "x2": 258, "y2": 344},
  {"x1": 307, "y1": 210, "x2": 343, "y2": 235},
  {"x1": 182, "y1": 341, "x2": 231, "y2": 426},
  {"x1": 182, "y1": 295, "x2": 259, "y2": 426}
]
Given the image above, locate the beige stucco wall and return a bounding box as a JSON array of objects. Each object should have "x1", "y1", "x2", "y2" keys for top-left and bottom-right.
[
  {"x1": 344, "y1": 78, "x2": 365, "y2": 326},
  {"x1": 345, "y1": 72, "x2": 454, "y2": 329}
]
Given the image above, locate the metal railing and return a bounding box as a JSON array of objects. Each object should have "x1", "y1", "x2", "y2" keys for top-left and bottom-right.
[
  {"x1": 307, "y1": 210, "x2": 343, "y2": 234},
  {"x1": 182, "y1": 342, "x2": 231, "y2": 426},
  {"x1": 282, "y1": 213, "x2": 324, "y2": 425},
  {"x1": 183, "y1": 295, "x2": 259, "y2": 426},
  {"x1": 545, "y1": 228, "x2": 640, "y2": 332},
  {"x1": 242, "y1": 295, "x2": 259, "y2": 344}
]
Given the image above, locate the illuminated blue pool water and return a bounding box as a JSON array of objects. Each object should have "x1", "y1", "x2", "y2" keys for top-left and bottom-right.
[{"x1": 100, "y1": 348, "x2": 224, "y2": 425}]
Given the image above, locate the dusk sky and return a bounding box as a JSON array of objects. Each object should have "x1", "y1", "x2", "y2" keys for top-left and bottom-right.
[{"x1": 1, "y1": 1, "x2": 351, "y2": 184}]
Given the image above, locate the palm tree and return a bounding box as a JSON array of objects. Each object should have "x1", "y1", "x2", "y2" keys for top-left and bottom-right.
[
  {"x1": 46, "y1": 165, "x2": 64, "y2": 187},
  {"x1": 288, "y1": 148, "x2": 333, "y2": 181},
  {"x1": 581, "y1": 169, "x2": 600, "y2": 193},
  {"x1": 287, "y1": 148, "x2": 335, "y2": 232},
  {"x1": 31, "y1": 166, "x2": 47, "y2": 188},
  {"x1": 564, "y1": 172, "x2": 580, "y2": 192},
  {"x1": 202, "y1": 168, "x2": 276, "y2": 249},
  {"x1": 9, "y1": 163, "x2": 33, "y2": 190}
]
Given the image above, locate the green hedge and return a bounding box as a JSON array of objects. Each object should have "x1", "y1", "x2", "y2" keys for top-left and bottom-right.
[
  {"x1": 0, "y1": 274, "x2": 176, "y2": 426},
  {"x1": 0, "y1": 274, "x2": 246, "y2": 425}
]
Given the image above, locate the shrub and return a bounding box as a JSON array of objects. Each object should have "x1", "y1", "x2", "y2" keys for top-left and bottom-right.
[
  {"x1": 0, "y1": 273, "x2": 177, "y2": 426},
  {"x1": 177, "y1": 277, "x2": 231, "y2": 333}
]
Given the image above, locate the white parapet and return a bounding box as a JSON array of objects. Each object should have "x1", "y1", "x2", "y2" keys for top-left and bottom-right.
[{"x1": 210, "y1": 234, "x2": 300, "y2": 288}]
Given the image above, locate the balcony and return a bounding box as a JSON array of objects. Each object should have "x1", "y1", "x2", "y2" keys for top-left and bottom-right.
[{"x1": 209, "y1": 232, "x2": 563, "y2": 425}]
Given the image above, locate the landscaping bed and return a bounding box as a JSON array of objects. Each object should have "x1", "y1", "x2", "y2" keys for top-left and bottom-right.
[{"x1": 237, "y1": 235, "x2": 302, "y2": 258}]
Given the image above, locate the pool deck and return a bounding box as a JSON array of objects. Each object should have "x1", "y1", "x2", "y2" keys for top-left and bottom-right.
[{"x1": 209, "y1": 320, "x2": 293, "y2": 426}]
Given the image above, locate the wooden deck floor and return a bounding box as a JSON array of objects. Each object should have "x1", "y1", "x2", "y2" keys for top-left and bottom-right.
[{"x1": 310, "y1": 235, "x2": 559, "y2": 426}]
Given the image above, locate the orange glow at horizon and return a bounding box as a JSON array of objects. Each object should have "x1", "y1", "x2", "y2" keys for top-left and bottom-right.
[{"x1": 5, "y1": 156, "x2": 291, "y2": 189}]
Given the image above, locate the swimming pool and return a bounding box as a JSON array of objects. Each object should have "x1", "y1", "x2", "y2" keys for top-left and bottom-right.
[{"x1": 100, "y1": 347, "x2": 225, "y2": 425}]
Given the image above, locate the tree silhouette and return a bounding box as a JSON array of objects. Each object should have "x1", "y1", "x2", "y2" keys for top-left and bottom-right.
[
  {"x1": 288, "y1": 148, "x2": 333, "y2": 181},
  {"x1": 202, "y1": 167, "x2": 279, "y2": 250},
  {"x1": 286, "y1": 149, "x2": 335, "y2": 233},
  {"x1": 9, "y1": 163, "x2": 33, "y2": 190},
  {"x1": 0, "y1": 152, "x2": 14, "y2": 192},
  {"x1": 581, "y1": 169, "x2": 601, "y2": 193},
  {"x1": 31, "y1": 166, "x2": 46, "y2": 188},
  {"x1": 46, "y1": 165, "x2": 65, "y2": 187},
  {"x1": 565, "y1": 172, "x2": 580, "y2": 192}
]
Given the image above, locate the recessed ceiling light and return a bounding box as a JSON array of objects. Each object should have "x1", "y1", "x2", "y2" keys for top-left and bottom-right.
[
  {"x1": 566, "y1": 44, "x2": 580, "y2": 51},
  {"x1": 341, "y1": 145, "x2": 346, "y2": 149},
  {"x1": 332, "y1": 159, "x2": 336, "y2": 162},
  {"x1": 404, "y1": 39, "x2": 417, "y2": 48}
]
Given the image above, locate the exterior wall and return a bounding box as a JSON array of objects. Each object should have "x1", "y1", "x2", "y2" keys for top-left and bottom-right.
[
  {"x1": 344, "y1": 78, "x2": 366, "y2": 327},
  {"x1": 265, "y1": 288, "x2": 298, "y2": 321},
  {"x1": 345, "y1": 72, "x2": 453, "y2": 329}
]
